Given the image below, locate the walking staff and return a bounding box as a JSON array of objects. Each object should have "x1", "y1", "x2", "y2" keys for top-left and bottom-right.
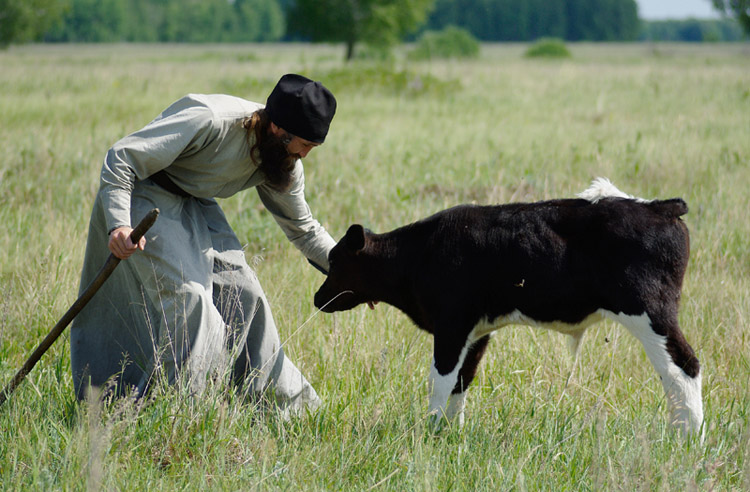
[{"x1": 0, "y1": 209, "x2": 159, "y2": 407}]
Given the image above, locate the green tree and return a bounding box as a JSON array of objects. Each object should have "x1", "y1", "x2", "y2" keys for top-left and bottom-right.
[
  {"x1": 287, "y1": 0, "x2": 435, "y2": 60},
  {"x1": 0, "y1": 0, "x2": 67, "y2": 46},
  {"x1": 712, "y1": 0, "x2": 750, "y2": 34}
]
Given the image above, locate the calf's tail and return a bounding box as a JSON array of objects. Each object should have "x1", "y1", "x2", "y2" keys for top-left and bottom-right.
[{"x1": 650, "y1": 198, "x2": 688, "y2": 218}]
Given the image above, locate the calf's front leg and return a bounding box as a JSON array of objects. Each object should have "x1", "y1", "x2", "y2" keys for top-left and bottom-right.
[
  {"x1": 445, "y1": 335, "x2": 491, "y2": 426},
  {"x1": 429, "y1": 333, "x2": 490, "y2": 426},
  {"x1": 428, "y1": 337, "x2": 467, "y2": 423},
  {"x1": 428, "y1": 357, "x2": 463, "y2": 424}
]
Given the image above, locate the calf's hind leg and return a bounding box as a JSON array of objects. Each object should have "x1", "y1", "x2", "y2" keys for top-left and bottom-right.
[{"x1": 609, "y1": 311, "x2": 703, "y2": 437}]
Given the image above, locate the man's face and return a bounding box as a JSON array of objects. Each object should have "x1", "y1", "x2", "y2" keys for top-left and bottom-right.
[
  {"x1": 270, "y1": 122, "x2": 320, "y2": 159},
  {"x1": 285, "y1": 135, "x2": 319, "y2": 159}
]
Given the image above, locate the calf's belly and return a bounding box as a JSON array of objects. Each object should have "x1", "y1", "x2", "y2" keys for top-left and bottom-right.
[{"x1": 469, "y1": 309, "x2": 608, "y2": 342}]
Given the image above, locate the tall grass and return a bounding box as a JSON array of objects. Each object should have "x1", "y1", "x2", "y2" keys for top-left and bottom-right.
[{"x1": 1, "y1": 42, "x2": 749, "y2": 490}]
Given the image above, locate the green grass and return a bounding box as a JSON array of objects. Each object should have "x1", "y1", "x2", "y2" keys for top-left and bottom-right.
[{"x1": 1, "y1": 42, "x2": 749, "y2": 490}]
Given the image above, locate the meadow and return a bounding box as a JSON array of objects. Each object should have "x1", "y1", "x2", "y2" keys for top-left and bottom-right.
[{"x1": 0, "y1": 42, "x2": 749, "y2": 490}]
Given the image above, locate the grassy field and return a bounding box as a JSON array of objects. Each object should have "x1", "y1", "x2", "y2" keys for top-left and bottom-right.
[{"x1": 1, "y1": 42, "x2": 749, "y2": 490}]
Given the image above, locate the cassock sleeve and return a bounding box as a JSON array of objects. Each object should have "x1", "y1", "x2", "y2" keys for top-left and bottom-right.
[
  {"x1": 98, "y1": 95, "x2": 215, "y2": 232},
  {"x1": 256, "y1": 161, "x2": 336, "y2": 271}
]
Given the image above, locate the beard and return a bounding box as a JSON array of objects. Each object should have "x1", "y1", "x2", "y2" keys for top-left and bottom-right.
[{"x1": 256, "y1": 131, "x2": 298, "y2": 191}]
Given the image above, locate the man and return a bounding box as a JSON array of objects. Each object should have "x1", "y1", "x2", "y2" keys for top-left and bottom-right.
[{"x1": 71, "y1": 74, "x2": 337, "y2": 414}]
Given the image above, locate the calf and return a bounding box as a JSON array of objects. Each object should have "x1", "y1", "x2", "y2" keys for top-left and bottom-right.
[{"x1": 314, "y1": 179, "x2": 703, "y2": 436}]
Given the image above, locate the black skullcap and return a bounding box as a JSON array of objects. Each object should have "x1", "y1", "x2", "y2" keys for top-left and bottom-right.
[{"x1": 265, "y1": 74, "x2": 337, "y2": 143}]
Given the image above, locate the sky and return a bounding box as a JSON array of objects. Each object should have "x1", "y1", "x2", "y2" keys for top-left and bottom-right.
[{"x1": 635, "y1": 0, "x2": 722, "y2": 20}]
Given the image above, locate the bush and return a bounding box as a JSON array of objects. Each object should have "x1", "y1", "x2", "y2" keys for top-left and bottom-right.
[
  {"x1": 408, "y1": 26, "x2": 480, "y2": 60},
  {"x1": 524, "y1": 38, "x2": 572, "y2": 59}
]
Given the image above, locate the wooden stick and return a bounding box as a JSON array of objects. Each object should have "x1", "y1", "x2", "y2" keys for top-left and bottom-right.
[{"x1": 0, "y1": 208, "x2": 159, "y2": 407}]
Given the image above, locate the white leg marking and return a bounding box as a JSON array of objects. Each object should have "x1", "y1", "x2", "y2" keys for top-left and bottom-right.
[
  {"x1": 566, "y1": 331, "x2": 584, "y2": 360},
  {"x1": 446, "y1": 391, "x2": 467, "y2": 427},
  {"x1": 608, "y1": 311, "x2": 704, "y2": 437},
  {"x1": 428, "y1": 344, "x2": 469, "y2": 421}
]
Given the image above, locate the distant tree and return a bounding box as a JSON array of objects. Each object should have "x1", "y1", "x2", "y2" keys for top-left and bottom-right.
[
  {"x1": 566, "y1": 0, "x2": 638, "y2": 41},
  {"x1": 424, "y1": 0, "x2": 638, "y2": 42},
  {"x1": 232, "y1": 0, "x2": 285, "y2": 42},
  {"x1": 0, "y1": 0, "x2": 67, "y2": 46},
  {"x1": 678, "y1": 21, "x2": 706, "y2": 42},
  {"x1": 161, "y1": 0, "x2": 232, "y2": 42},
  {"x1": 527, "y1": 0, "x2": 566, "y2": 40},
  {"x1": 44, "y1": 0, "x2": 128, "y2": 42},
  {"x1": 426, "y1": 0, "x2": 528, "y2": 41},
  {"x1": 286, "y1": 0, "x2": 435, "y2": 60},
  {"x1": 711, "y1": 0, "x2": 750, "y2": 34}
]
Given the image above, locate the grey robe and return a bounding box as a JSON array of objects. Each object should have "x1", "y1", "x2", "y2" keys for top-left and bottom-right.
[{"x1": 71, "y1": 94, "x2": 335, "y2": 412}]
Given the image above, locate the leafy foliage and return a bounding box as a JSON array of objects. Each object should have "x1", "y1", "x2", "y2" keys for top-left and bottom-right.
[
  {"x1": 712, "y1": 0, "x2": 750, "y2": 34},
  {"x1": 285, "y1": 0, "x2": 435, "y2": 60},
  {"x1": 0, "y1": 0, "x2": 67, "y2": 46},
  {"x1": 408, "y1": 25, "x2": 480, "y2": 60}
]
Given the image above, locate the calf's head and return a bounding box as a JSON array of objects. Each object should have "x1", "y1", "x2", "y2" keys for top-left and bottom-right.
[{"x1": 314, "y1": 224, "x2": 371, "y2": 313}]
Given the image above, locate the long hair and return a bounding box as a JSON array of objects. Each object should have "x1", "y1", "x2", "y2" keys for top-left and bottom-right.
[{"x1": 242, "y1": 109, "x2": 296, "y2": 191}]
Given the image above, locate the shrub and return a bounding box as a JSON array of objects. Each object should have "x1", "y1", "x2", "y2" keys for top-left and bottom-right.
[
  {"x1": 409, "y1": 26, "x2": 480, "y2": 60},
  {"x1": 524, "y1": 38, "x2": 572, "y2": 59}
]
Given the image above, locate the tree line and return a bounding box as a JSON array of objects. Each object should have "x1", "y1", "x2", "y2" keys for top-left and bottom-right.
[
  {"x1": 1, "y1": 0, "x2": 747, "y2": 48},
  {"x1": 43, "y1": 0, "x2": 286, "y2": 43},
  {"x1": 423, "y1": 0, "x2": 640, "y2": 41},
  {"x1": 420, "y1": 0, "x2": 744, "y2": 42},
  {"x1": 640, "y1": 18, "x2": 745, "y2": 42}
]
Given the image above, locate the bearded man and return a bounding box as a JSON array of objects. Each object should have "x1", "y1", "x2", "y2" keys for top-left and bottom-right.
[{"x1": 71, "y1": 74, "x2": 337, "y2": 413}]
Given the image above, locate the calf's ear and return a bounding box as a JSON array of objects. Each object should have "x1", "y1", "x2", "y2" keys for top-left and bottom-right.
[{"x1": 344, "y1": 224, "x2": 366, "y2": 252}]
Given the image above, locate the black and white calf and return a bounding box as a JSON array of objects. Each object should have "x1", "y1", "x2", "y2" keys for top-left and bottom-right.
[{"x1": 314, "y1": 179, "x2": 703, "y2": 436}]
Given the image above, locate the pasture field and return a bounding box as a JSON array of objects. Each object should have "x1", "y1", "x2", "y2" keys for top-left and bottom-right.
[{"x1": 1, "y1": 42, "x2": 749, "y2": 490}]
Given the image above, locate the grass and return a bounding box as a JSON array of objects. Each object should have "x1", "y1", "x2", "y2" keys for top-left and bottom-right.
[{"x1": 1, "y1": 42, "x2": 749, "y2": 490}]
